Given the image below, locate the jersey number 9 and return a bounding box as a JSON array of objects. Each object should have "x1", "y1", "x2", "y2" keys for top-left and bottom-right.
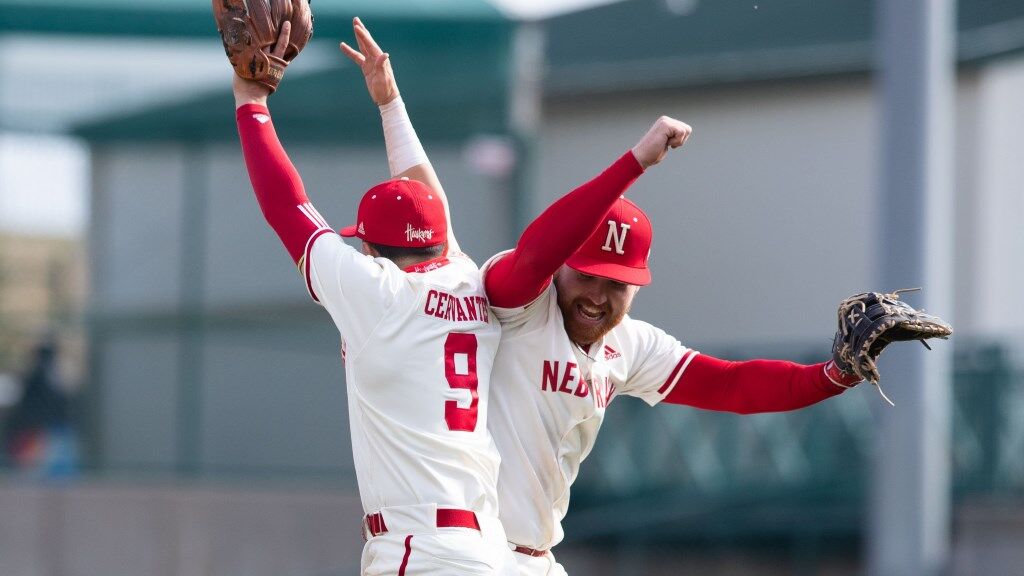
[{"x1": 444, "y1": 333, "x2": 479, "y2": 432}]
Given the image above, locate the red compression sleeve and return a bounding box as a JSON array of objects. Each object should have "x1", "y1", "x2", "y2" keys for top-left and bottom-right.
[
  {"x1": 236, "y1": 104, "x2": 326, "y2": 264},
  {"x1": 486, "y1": 152, "x2": 644, "y2": 308},
  {"x1": 663, "y1": 354, "x2": 846, "y2": 414}
]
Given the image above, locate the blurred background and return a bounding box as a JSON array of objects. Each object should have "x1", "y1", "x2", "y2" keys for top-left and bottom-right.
[{"x1": 1, "y1": 0, "x2": 1022, "y2": 574}]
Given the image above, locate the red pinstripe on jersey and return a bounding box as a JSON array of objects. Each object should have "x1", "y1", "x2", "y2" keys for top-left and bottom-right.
[{"x1": 398, "y1": 535, "x2": 413, "y2": 576}]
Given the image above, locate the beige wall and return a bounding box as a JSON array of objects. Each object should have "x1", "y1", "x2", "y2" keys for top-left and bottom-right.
[
  {"x1": 970, "y1": 56, "x2": 1024, "y2": 337},
  {"x1": 0, "y1": 481, "x2": 363, "y2": 576}
]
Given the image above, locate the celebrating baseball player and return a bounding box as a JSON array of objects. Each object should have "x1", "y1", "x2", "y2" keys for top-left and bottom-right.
[
  {"x1": 478, "y1": 130, "x2": 952, "y2": 573},
  {"x1": 218, "y1": 5, "x2": 518, "y2": 574}
]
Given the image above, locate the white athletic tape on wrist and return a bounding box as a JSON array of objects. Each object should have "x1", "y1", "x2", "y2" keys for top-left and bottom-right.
[{"x1": 380, "y1": 96, "x2": 428, "y2": 176}]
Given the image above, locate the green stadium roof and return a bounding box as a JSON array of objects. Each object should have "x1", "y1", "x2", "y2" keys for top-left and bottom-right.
[
  {"x1": 0, "y1": 0, "x2": 505, "y2": 37},
  {"x1": 0, "y1": 0, "x2": 513, "y2": 143},
  {"x1": 544, "y1": 0, "x2": 1024, "y2": 95},
  {"x1": 73, "y1": 16, "x2": 513, "y2": 143}
]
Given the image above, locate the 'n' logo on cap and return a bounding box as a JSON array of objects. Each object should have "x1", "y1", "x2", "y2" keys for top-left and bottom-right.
[{"x1": 601, "y1": 220, "x2": 631, "y2": 255}]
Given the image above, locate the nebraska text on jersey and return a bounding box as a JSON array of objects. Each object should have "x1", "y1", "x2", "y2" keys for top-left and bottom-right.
[
  {"x1": 541, "y1": 360, "x2": 616, "y2": 408},
  {"x1": 423, "y1": 289, "x2": 490, "y2": 323}
]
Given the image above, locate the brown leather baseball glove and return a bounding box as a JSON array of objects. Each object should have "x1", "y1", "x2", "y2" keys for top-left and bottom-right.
[{"x1": 213, "y1": 0, "x2": 313, "y2": 93}]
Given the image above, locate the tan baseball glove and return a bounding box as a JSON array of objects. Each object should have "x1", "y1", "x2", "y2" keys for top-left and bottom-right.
[{"x1": 212, "y1": 0, "x2": 313, "y2": 93}]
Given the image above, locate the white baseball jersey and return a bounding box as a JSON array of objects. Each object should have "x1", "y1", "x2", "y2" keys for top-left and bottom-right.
[
  {"x1": 483, "y1": 259, "x2": 695, "y2": 551},
  {"x1": 305, "y1": 232, "x2": 503, "y2": 518}
]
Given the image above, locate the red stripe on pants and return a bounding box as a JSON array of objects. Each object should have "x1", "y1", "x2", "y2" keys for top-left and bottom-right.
[{"x1": 398, "y1": 535, "x2": 413, "y2": 575}]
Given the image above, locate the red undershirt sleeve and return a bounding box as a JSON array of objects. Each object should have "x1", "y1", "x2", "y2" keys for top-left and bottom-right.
[
  {"x1": 663, "y1": 354, "x2": 845, "y2": 414},
  {"x1": 236, "y1": 103, "x2": 328, "y2": 265},
  {"x1": 485, "y1": 152, "x2": 645, "y2": 308}
]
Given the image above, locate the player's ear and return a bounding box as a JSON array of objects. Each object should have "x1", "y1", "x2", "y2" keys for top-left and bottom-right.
[{"x1": 361, "y1": 241, "x2": 378, "y2": 257}]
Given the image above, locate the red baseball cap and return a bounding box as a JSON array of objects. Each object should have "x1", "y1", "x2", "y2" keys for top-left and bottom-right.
[
  {"x1": 565, "y1": 197, "x2": 653, "y2": 286},
  {"x1": 339, "y1": 178, "x2": 447, "y2": 248}
]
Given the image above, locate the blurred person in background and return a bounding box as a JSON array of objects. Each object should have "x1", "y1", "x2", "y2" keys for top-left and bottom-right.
[{"x1": 2, "y1": 334, "x2": 79, "y2": 478}]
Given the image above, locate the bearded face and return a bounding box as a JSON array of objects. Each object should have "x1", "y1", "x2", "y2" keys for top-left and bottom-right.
[{"x1": 553, "y1": 266, "x2": 638, "y2": 347}]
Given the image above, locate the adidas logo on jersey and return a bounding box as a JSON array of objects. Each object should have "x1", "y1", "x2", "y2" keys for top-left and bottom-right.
[
  {"x1": 252, "y1": 113, "x2": 271, "y2": 124},
  {"x1": 405, "y1": 223, "x2": 434, "y2": 243},
  {"x1": 604, "y1": 345, "x2": 621, "y2": 360}
]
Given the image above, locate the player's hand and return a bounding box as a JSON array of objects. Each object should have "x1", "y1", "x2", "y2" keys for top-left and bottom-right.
[
  {"x1": 232, "y1": 21, "x2": 293, "y2": 108},
  {"x1": 340, "y1": 17, "x2": 399, "y2": 106},
  {"x1": 630, "y1": 116, "x2": 692, "y2": 169}
]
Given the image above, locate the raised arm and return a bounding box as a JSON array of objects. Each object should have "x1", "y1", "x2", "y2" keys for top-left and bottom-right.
[
  {"x1": 485, "y1": 117, "x2": 693, "y2": 308},
  {"x1": 234, "y1": 22, "x2": 330, "y2": 266},
  {"x1": 339, "y1": 17, "x2": 462, "y2": 254}
]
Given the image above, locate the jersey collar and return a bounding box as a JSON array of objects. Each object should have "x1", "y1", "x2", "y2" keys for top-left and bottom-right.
[{"x1": 403, "y1": 256, "x2": 451, "y2": 274}]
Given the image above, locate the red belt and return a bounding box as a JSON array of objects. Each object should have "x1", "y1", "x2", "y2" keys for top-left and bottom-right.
[
  {"x1": 512, "y1": 545, "x2": 548, "y2": 557},
  {"x1": 363, "y1": 508, "x2": 481, "y2": 538}
]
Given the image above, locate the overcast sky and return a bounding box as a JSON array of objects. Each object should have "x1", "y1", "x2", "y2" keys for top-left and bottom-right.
[{"x1": 0, "y1": 134, "x2": 88, "y2": 236}]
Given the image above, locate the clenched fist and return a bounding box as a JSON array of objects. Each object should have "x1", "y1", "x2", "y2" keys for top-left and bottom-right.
[{"x1": 631, "y1": 116, "x2": 692, "y2": 169}]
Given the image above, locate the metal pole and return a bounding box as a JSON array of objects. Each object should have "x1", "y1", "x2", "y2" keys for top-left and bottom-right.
[
  {"x1": 84, "y1": 145, "x2": 109, "y2": 469},
  {"x1": 870, "y1": 1, "x2": 956, "y2": 575},
  {"x1": 508, "y1": 21, "x2": 544, "y2": 236}
]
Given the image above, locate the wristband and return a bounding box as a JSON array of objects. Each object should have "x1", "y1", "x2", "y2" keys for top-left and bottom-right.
[
  {"x1": 380, "y1": 96, "x2": 428, "y2": 175},
  {"x1": 824, "y1": 360, "x2": 862, "y2": 389}
]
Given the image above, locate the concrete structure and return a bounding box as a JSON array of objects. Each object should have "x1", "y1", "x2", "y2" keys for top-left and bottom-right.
[{"x1": 2, "y1": 481, "x2": 1023, "y2": 576}]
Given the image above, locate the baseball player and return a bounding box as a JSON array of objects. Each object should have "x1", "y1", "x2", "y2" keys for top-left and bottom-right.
[
  {"x1": 479, "y1": 121, "x2": 910, "y2": 574},
  {"x1": 231, "y1": 19, "x2": 516, "y2": 575}
]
